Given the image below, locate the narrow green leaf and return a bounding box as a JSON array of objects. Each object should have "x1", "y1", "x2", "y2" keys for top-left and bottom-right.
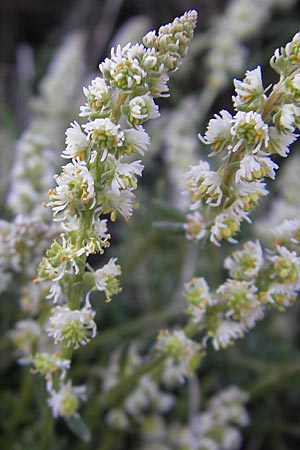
[
  {"x1": 65, "y1": 416, "x2": 91, "y2": 442},
  {"x1": 152, "y1": 221, "x2": 185, "y2": 234}
]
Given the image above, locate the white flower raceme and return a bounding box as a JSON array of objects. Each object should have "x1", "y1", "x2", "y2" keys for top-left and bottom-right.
[
  {"x1": 7, "y1": 30, "x2": 86, "y2": 217},
  {"x1": 47, "y1": 302, "x2": 97, "y2": 348},
  {"x1": 48, "y1": 381, "x2": 87, "y2": 418},
  {"x1": 31, "y1": 10, "x2": 198, "y2": 420}
]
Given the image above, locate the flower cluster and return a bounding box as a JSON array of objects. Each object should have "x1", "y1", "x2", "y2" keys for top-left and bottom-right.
[
  {"x1": 32, "y1": 10, "x2": 197, "y2": 419},
  {"x1": 184, "y1": 33, "x2": 300, "y2": 245},
  {"x1": 136, "y1": 385, "x2": 249, "y2": 450},
  {"x1": 156, "y1": 329, "x2": 202, "y2": 385},
  {"x1": 0, "y1": 215, "x2": 56, "y2": 298},
  {"x1": 182, "y1": 220, "x2": 300, "y2": 351},
  {"x1": 101, "y1": 346, "x2": 174, "y2": 431}
]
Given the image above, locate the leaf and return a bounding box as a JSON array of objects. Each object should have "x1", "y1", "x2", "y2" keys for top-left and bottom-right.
[
  {"x1": 65, "y1": 415, "x2": 91, "y2": 442},
  {"x1": 152, "y1": 199, "x2": 186, "y2": 221},
  {"x1": 152, "y1": 221, "x2": 185, "y2": 234}
]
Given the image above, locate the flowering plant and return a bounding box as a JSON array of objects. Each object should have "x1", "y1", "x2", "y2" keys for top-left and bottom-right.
[{"x1": 2, "y1": 3, "x2": 300, "y2": 449}]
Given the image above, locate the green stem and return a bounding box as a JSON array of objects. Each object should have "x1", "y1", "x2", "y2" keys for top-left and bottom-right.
[
  {"x1": 98, "y1": 320, "x2": 201, "y2": 410},
  {"x1": 95, "y1": 304, "x2": 182, "y2": 345},
  {"x1": 262, "y1": 83, "x2": 284, "y2": 122}
]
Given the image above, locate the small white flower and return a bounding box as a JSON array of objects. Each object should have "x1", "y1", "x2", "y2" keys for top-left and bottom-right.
[
  {"x1": 184, "y1": 160, "x2": 223, "y2": 208},
  {"x1": 199, "y1": 110, "x2": 232, "y2": 153},
  {"x1": 80, "y1": 76, "x2": 111, "y2": 116},
  {"x1": 184, "y1": 277, "x2": 215, "y2": 323},
  {"x1": 211, "y1": 320, "x2": 245, "y2": 350},
  {"x1": 48, "y1": 381, "x2": 86, "y2": 418},
  {"x1": 123, "y1": 126, "x2": 150, "y2": 155},
  {"x1": 269, "y1": 245, "x2": 300, "y2": 287},
  {"x1": 100, "y1": 187, "x2": 135, "y2": 220},
  {"x1": 49, "y1": 158, "x2": 95, "y2": 216},
  {"x1": 276, "y1": 103, "x2": 300, "y2": 132},
  {"x1": 84, "y1": 118, "x2": 124, "y2": 161},
  {"x1": 273, "y1": 219, "x2": 300, "y2": 246},
  {"x1": 94, "y1": 218, "x2": 109, "y2": 239},
  {"x1": 128, "y1": 94, "x2": 160, "y2": 124},
  {"x1": 47, "y1": 303, "x2": 97, "y2": 348},
  {"x1": 236, "y1": 180, "x2": 269, "y2": 214},
  {"x1": 235, "y1": 154, "x2": 278, "y2": 182},
  {"x1": 62, "y1": 121, "x2": 89, "y2": 159},
  {"x1": 33, "y1": 352, "x2": 71, "y2": 391},
  {"x1": 109, "y1": 156, "x2": 144, "y2": 196},
  {"x1": 231, "y1": 110, "x2": 269, "y2": 152},
  {"x1": 224, "y1": 240, "x2": 263, "y2": 280},
  {"x1": 93, "y1": 257, "x2": 122, "y2": 301},
  {"x1": 264, "y1": 283, "x2": 297, "y2": 309},
  {"x1": 233, "y1": 66, "x2": 266, "y2": 110},
  {"x1": 124, "y1": 375, "x2": 174, "y2": 416},
  {"x1": 266, "y1": 127, "x2": 298, "y2": 157},
  {"x1": 106, "y1": 408, "x2": 129, "y2": 430},
  {"x1": 184, "y1": 211, "x2": 207, "y2": 241},
  {"x1": 100, "y1": 43, "x2": 147, "y2": 91},
  {"x1": 218, "y1": 279, "x2": 263, "y2": 328},
  {"x1": 210, "y1": 211, "x2": 242, "y2": 246},
  {"x1": 46, "y1": 283, "x2": 62, "y2": 303},
  {"x1": 157, "y1": 330, "x2": 200, "y2": 384}
]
